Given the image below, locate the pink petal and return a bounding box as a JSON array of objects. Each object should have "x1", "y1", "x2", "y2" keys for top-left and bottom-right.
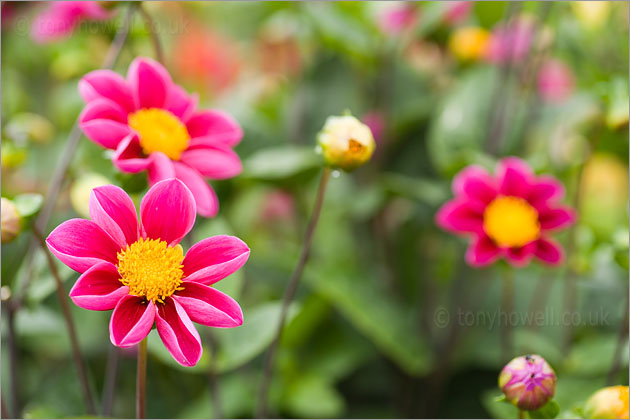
[
  {"x1": 79, "y1": 98, "x2": 128, "y2": 124},
  {"x1": 528, "y1": 176, "x2": 565, "y2": 208},
  {"x1": 186, "y1": 110, "x2": 243, "y2": 147},
  {"x1": 147, "y1": 152, "x2": 176, "y2": 185},
  {"x1": 112, "y1": 135, "x2": 153, "y2": 173},
  {"x1": 69, "y1": 262, "x2": 128, "y2": 311},
  {"x1": 534, "y1": 238, "x2": 564, "y2": 265},
  {"x1": 80, "y1": 119, "x2": 131, "y2": 150},
  {"x1": 110, "y1": 296, "x2": 156, "y2": 347},
  {"x1": 140, "y1": 179, "x2": 196, "y2": 246},
  {"x1": 166, "y1": 84, "x2": 198, "y2": 122},
  {"x1": 46, "y1": 219, "x2": 120, "y2": 273},
  {"x1": 452, "y1": 165, "x2": 497, "y2": 206},
  {"x1": 497, "y1": 157, "x2": 533, "y2": 198},
  {"x1": 435, "y1": 199, "x2": 485, "y2": 234},
  {"x1": 173, "y1": 162, "x2": 219, "y2": 218},
  {"x1": 127, "y1": 57, "x2": 172, "y2": 109},
  {"x1": 89, "y1": 185, "x2": 139, "y2": 248},
  {"x1": 538, "y1": 206, "x2": 576, "y2": 231},
  {"x1": 182, "y1": 235, "x2": 250, "y2": 285},
  {"x1": 505, "y1": 242, "x2": 536, "y2": 267},
  {"x1": 465, "y1": 235, "x2": 502, "y2": 267},
  {"x1": 174, "y1": 281, "x2": 243, "y2": 327},
  {"x1": 155, "y1": 297, "x2": 202, "y2": 367},
  {"x1": 31, "y1": 3, "x2": 80, "y2": 43},
  {"x1": 79, "y1": 70, "x2": 135, "y2": 112},
  {"x1": 179, "y1": 145, "x2": 243, "y2": 180}
]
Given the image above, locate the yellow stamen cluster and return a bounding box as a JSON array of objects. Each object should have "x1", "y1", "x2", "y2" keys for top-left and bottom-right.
[
  {"x1": 483, "y1": 196, "x2": 540, "y2": 248},
  {"x1": 128, "y1": 108, "x2": 190, "y2": 160},
  {"x1": 117, "y1": 238, "x2": 184, "y2": 303}
]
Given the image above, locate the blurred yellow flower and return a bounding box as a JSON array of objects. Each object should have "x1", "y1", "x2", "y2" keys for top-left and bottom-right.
[
  {"x1": 317, "y1": 114, "x2": 375, "y2": 172},
  {"x1": 70, "y1": 173, "x2": 112, "y2": 218},
  {"x1": 583, "y1": 385, "x2": 629, "y2": 419},
  {"x1": 572, "y1": 1, "x2": 611, "y2": 30},
  {"x1": 1, "y1": 197, "x2": 21, "y2": 244},
  {"x1": 448, "y1": 27, "x2": 490, "y2": 61}
]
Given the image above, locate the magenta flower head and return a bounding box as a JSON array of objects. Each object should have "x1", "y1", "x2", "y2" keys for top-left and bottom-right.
[
  {"x1": 436, "y1": 157, "x2": 576, "y2": 267},
  {"x1": 46, "y1": 179, "x2": 250, "y2": 366},
  {"x1": 78, "y1": 56, "x2": 243, "y2": 217},
  {"x1": 537, "y1": 59, "x2": 574, "y2": 104},
  {"x1": 379, "y1": 3, "x2": 418, "y2": 35},
  {"x1": 31, "y1": 1, "x2": 112, "y2": 44},
  {"x1": 499, "y1": 354, "x2": 556, "y2": 411}
]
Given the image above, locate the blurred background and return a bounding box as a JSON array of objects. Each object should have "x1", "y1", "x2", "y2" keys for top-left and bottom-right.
[{"x1": 1, "y1": 1, "x2": 629, "y2": 418}]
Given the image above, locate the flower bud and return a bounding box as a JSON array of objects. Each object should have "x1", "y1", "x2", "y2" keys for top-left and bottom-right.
[
  {"x1": 1, "y1": 197, "x2": 22, "y2": 243},
  {"x1": 583, "y1": 385, "x2": 629, "y2": 419},
  {"x1": 317, "y1": 115, "x2": 375, "y2": 172},
  {"x1": 499, "y1": 354, "x2": 556, "y2": 411}
]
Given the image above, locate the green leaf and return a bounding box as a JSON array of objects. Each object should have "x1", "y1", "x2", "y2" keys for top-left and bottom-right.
[
  {"x1": 283, "y1": 374, "x2": 344, "y2": 418},
  {"x1": 303, "y1": 266, "x2": 432, "y2": 375},
  {"x1": 13, "y1": 193, "x2": 43, "y2": 219},
  {"x1": 242, "y1": 146, "x2": 322, "y2": 181},
  {"x1": 529, "y1": 400, "x2": 560, "y2": 419},
  {"x1": 214, "y1": 301, "x2": 300, "y2": 373}
]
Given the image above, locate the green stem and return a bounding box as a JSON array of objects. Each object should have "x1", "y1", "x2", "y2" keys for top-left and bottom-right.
[
  {"x1": 139, "y1": 2, "x2": 165, "y2": 65},
  {"x1": 501, "y1": 268, "x2": 515, "y2": 362},
  {"x1": 136, "y1": 338, "x2": 148, "y2": 419},
  {"x1": 34, "y1": 228, "x2": 96, "y2": 414},
  {"x1": 256, "y1": 167, "x2": 332, "y2": 418}
]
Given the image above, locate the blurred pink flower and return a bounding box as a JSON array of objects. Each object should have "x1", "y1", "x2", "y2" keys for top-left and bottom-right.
[
  {"x1": 362, "y1": 111, "x2": 386, "y2": 145},
  {"x1": 379, "y1": 3, "x2": 418, "y2": 35},
  {"x1": 47, "y1": 179, "x2": 250, "y2": 366},
  {"x1": 79, "y1": 56, "x2": 243, "y2": 217},
  {"x1": 537, "y1": 59, "x2": 574, "y2": 103},
  {"x1": 31, "y1": 1, "x2": 112, "y2": 43},
  {"x1": 261, "y1": 190, "x2": 295, "y2": 223},
  {"x1": 486, "y1": 18, "x2": 535, "y2": 64},
  {"x1": 436, "y1": 157, "x2": 576, "y2": 267},
  {"x1": 444, "y1": 1, "x2": 473, "y2": 26}
]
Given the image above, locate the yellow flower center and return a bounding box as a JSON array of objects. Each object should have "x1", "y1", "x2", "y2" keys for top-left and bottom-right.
[
  {"x1": 483, "y1": 196, "x2": 540, "y2": 248},
  {"x1": 117, "y1": 238, "x2": 184, "y2": 303},
  {"x1": 128, "y1": 108, "x2": 190, "y2": 160}
]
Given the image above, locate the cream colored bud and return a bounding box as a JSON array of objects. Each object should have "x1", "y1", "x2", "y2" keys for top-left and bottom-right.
[
  {"x1": 1, "y1": 198, "x2": 21, "y2": 243},
  {"x1": 70, "y1": 173, "x2": 112, "y2": 218},
  {"x1": 317, "y1": 115, "x2": 375, "y2": 172}
]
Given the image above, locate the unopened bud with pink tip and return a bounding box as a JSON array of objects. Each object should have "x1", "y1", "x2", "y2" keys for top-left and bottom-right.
[{"x1": 499, "y1": 354, "x2": 556, "y2": 411}]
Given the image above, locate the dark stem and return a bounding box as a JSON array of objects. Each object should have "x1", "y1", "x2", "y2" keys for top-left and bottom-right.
[
  {"x1": 5, "y1": 305, "x2": 19, "y2": 418},
  {"x1": 138, "y1": 2, "x2": 165, "y2": 65},
  {"x1": 518, "y1": 409, "x2": 526, "y2": 419},
  {"x1": 136, "y1": 338, "x2": 148, "y2": 419},
  {"x1": 206, "y1": 332, "x2": 223, "y2": 419},
  {"x1": 526, "y1": 273, "x2": 553, "y2": 332},
  {"x1": 33, "y1": 228, "x2": 96, "y2": 415},
  {"x1": 607, "y1": 285, "x2": 629, "y2": 385},
  {"x1": 101, "y1": 346, "x2": 120, "y2": 416},
  {"x1": 13, "y1": 1, "x2": 136, "y2": 309},
  {"x1": 1, "y1": 392, "x2": 10, "y2": 419},
  {"x1": 256, "y1": 167, "x2": 332, "y2": 418},
  {"x1": 501, "y1": 268, "x2": 515, "y2": 362}
]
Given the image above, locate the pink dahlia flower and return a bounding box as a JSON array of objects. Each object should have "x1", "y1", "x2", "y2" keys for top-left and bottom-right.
[
  {"x1": 31, "y1": 1, "x2": 112, "y2": 44},
  {"x1": 436, "y1": 157, "x2": 576, "y2": 267},
  {"x1": 46, "y1": 179, "x2": 250, "y2": 366},
  {"x1": 78, "y1": 56, "x2": 243, "y2": 217}
]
